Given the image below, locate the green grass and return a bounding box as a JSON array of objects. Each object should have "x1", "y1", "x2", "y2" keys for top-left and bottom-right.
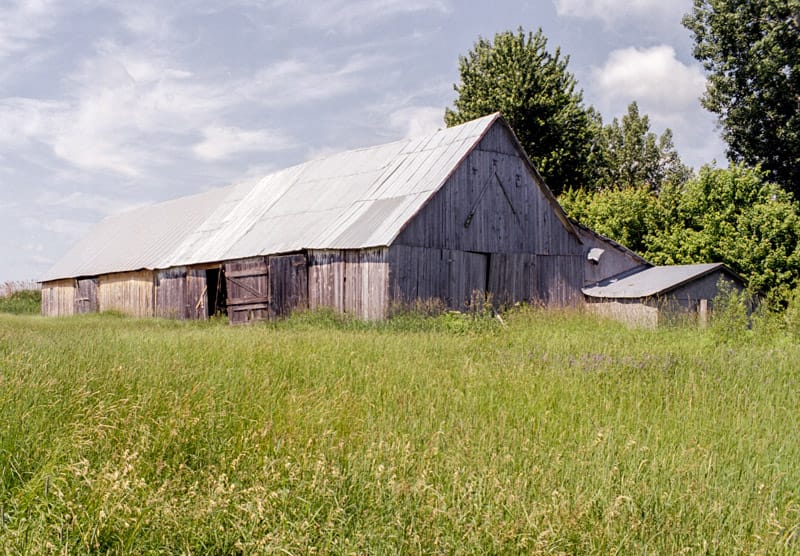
[
  {"x1": 0, "y1": 289, "x2": 41, "y2": 315},
  {"x1": 0, "y1": 308, "x2": 798, "y2": 554}
]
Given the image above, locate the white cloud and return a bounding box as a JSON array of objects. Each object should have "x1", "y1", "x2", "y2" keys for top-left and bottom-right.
[
  {"x1": 193, "y1": 126, "x2": 294, "y2": 160},
  {"x1": 388, "y1": 106, "x2": 444, "y2": 139},
  {"x1": 593, "y1": 45, "x2": 706, "y2": 113},
  {"x1": 289, "y1": 0, "x2": 450, "y2": 33},
  {"x1": 0, "y1": 0, "x2": 59, "y2": 59},
  {"x1": 589, "y1": 45, "x2": 724, "y2": 170},
  {"x1": 554, "y1": 0, "x2": 687, "y2": 24}
]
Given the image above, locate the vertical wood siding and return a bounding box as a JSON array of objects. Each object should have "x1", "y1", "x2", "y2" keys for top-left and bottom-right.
[
  {"x1": 344, "y1": 248, "x2": 388, "y2": 320},
  {"x1": 309, "y1": 249, "x2": 388, "y2": 319},
  {"x1": 388, "y1": 245, "x2": 488, "y2": 310},
  {"x1": 41, "y1": 279, "x2": 76, "y2": 316},
  {"x1": 269, "y1": 254, "x2": 308, "y2": 318},
  {"x1": 389, "y1": 121, "x2": 584, "y2": 310},
  {"x1": 308, "y1": 250, "x2": 345, "y2": 312},
  {"x1": 155, "y1": 268, "x2": 187, "y2": 318},
  {"x1": 575, "y1": 226, "x2": 648, "y2": 286},
  {"x1": 395, "y1": 123, "x2": 582, "y2": 258},
  {"x1": 98, "y1": 271, "x2": 155, "y2": 317},
  {"x1": 155, "y1": 267, "x2": 209, "y2": 319}
]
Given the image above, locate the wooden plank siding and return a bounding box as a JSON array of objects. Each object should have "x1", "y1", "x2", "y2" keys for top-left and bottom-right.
[
  {"x1": 344, "y1": 248, "x2": 389, "y2": 320},
  {"x1": 387, "y1": 245, "x2": 488, "y2": 310},
  {"x1": 388, "y1": 120, "x2": 584, "y2": 311},
  {"x1": 74, "y1": 278, "x2": 98, "y2": 314},
  {"x1": 269, "y1": 254, "x2": 308, "y2": 318},
  {"x1": 394, "y1": 123, "x2": 582, "y2": 258},
  {"x1": 97, "y1": 271, "x2": 155, "y2": 317},
  {"x1": 308, "y1": 251, "x2": 345, "y2": 312},
  {"x1": 41, "y1": 279, "x2": 76, "y2": 316},
  {"x1": 225, "y1": 258, "x2": 271, "y2": 324},
  {"x1": 155, "y1": 267, "x2": 209, "y2": 319}
]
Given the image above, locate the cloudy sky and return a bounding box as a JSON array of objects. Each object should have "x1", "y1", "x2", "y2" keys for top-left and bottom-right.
[{"x1": 1, "y1": 0, "x2": 726, "y2": 282}]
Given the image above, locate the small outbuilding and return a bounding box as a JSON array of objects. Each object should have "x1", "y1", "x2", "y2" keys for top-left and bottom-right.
[{"x1": 582, "y1": 263, "x2": 747, "y2": 327}]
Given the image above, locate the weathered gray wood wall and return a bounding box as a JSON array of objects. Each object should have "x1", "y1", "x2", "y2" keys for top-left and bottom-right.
[
  {"x1": 74, "y1": 278, "x2": 98, "y2": 314},
  {"x1": 225, "y1": 254, "x2": 310, "y2": 324},
  {"x1": 574, "y1": 225, "x2": 649, "y2": 286},
  {"x1": 155, "y1": 267, "x2": 209, "y2": 319},
  {"x1": 225, "y1": 258, "x2": 271, "y2": 324},
  {"x1": 390, "y1": 121, "x2": 584, "y2": 308},
  {"x1": 308, "y1": 249, "x2": 388, "y2": 320}
]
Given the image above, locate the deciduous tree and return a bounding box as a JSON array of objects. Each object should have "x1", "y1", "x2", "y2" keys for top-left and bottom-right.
[
  {"x1": 445, "y1": 28, "x2": 600, "y2": 194},
  {"x1": 684, "y1": 0, "x2": 800, "y2": 196}
]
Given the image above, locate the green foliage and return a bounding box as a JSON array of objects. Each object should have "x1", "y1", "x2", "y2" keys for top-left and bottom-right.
[
  {"x1": 710, "y1": 281, "x2": 750, "y2": 342},
  {"x1": 649, "y1": 165, "x2": 800, "y2": 301},
  {"x1": 595, "y1": 102, "x2": 692, "y2": 191},
  {"x1": 684, "y1": 0, "x2": 800, "y2": 196},
  {"x1": 445, "y1": 28, "x2": 600, "y2": 194},
  {"x1": 2, "y1": 311, "x2": 800, "y2": 553},
  {"x1": 560, "y1": 184, "x2": 659, "y2": 254},
  {"x1": 0, "y1": 289, "x2": 41, "y2": 315},
  {"x1": 561, "y1": 164, "x2": 800, "y2": 303}
]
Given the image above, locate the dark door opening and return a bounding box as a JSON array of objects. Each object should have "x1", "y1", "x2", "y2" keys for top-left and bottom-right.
[{"x1": 206, "y1": 267, "x2": 228, "y2": 317}]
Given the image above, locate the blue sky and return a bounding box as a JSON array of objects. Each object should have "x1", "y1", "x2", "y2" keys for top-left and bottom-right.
[{"x1": 1, "y1": 0, "x2": 726, "y2": 281}]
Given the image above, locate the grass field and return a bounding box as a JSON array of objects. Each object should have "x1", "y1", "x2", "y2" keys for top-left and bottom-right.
[{"x1": 0, "y1": 306, "x2": 798, "y2": 554}]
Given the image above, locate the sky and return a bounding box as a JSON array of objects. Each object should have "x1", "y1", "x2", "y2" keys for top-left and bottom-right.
[{"x1": 0, "y1": 0, "x2": 728, "y2": 282}]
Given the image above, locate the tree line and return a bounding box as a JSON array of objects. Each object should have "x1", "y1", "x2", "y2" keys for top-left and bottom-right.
[{"x1": 445, "y1": 0, "x2": 799, "y2": 306}]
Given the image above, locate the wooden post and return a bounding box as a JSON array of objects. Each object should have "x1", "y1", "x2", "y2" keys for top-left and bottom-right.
[{"x1": 699, "y1": 299, "x2": 709, "y2": 327}]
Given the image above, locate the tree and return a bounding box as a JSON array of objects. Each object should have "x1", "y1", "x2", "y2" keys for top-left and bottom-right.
[
  {"x1": 684, "y1": 0, "x2": 800, "y2": 196},
  {"x1": 445, "y1": 28, "x2": 600, "y2": 194},
  {"x1": 595, "y1": 102, "x2": 692, "y2": 191}
]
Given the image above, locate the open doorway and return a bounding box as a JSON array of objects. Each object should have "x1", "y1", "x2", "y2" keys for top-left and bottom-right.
[{"x1": 206, "y1": 267, "x2": 228, "y2": 317}]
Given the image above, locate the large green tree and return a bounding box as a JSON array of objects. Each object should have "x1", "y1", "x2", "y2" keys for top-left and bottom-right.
[
  {"x1": 595, "y1": 102, "x2": 692, "y2": 191},
  {"x1": 684, "y1": 0, "x2": 800, "y2": 196},
  {"x1": 445, "y1": 28, "x2": 600, "y2": 194}
]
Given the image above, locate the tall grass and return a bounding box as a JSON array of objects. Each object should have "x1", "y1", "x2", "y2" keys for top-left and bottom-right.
[{"x1": 0, "y1": 308, "x2": 798, "y2": 553}]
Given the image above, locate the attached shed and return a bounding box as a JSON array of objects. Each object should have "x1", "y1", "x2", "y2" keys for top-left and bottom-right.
[
  {"x1": 582, "y1": 263, "x2": 746, "y2": 327},
  {"x1": 42, "y1": 113, "x2": 601, "y2": 323}
]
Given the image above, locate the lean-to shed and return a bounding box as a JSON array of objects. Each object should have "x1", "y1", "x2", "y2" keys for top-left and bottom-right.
[
  {"x1": 582, "y1": 263, "x2": 746, "y2": 327},
  {"x1": 41, "y1": 113, "x2": 635, "y2": 323}
]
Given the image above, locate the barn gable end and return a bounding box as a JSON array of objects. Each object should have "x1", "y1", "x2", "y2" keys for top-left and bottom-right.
[{"x1": 389, "y1": 118, "x2": 584, "y2": 308}]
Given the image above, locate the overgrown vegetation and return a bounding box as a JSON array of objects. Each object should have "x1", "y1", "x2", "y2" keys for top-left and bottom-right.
[
  {"x1": 561, "y1": 164, "x2": 800, "y2": 305},
  {"x1": 1, "y1": 308, "x2": 799, "y2": 553},
  {"x1": 0, "y1": 289, "x2": 41, "y2": 315}
]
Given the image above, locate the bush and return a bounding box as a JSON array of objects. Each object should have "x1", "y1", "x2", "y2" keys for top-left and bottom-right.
[{"x1": 0, "y1": 289, "x2": 41, "y2": 315}]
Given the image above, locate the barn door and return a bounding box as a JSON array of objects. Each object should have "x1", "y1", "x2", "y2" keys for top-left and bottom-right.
[
  {"x1": 224, "y1": 258, "x2": 271, "y2": 324},
  {"x1": 269, "y1": 254, "x2": 308, "y2": 317},
  {"x1": 74, "y1": 278, "x2": 98, "y2": 314}
]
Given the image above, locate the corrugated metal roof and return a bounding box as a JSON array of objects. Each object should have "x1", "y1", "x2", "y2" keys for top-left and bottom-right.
[
  {"x1": 582, "y1": 263, "x2": 730, "y2": 298},
  {"x1": 43, "y1": 113, "x2": 507, "y2": 281}
]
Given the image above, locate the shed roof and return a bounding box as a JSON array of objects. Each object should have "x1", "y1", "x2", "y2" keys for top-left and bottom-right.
[
  {"x1": 582, "y1": 263, "x2": 739, "y2": 299},
  {"x1": 44, "y1": 114, "x2": 577, "y2": 282}
]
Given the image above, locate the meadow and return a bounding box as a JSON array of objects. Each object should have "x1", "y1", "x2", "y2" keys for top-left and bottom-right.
[{"x1": 0, "y1": 305, "x2": 798, "y2": 554}]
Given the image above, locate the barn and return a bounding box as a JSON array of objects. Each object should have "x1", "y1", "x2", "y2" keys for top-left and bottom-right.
[
  {"x1": 41, "y1": 113, "x2": 647, "y2": 323},
  {"x1": 582, "y1": 263, "x2": 747, "y2": 328}
]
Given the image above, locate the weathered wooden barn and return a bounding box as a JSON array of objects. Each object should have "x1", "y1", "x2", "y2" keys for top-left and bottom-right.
[
  {"x1": 41, "y1": 113, "x2": 648, "y2": 323},
  {"x1": 582, "y1": 263, "x2": 746, "y2": 328}
]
